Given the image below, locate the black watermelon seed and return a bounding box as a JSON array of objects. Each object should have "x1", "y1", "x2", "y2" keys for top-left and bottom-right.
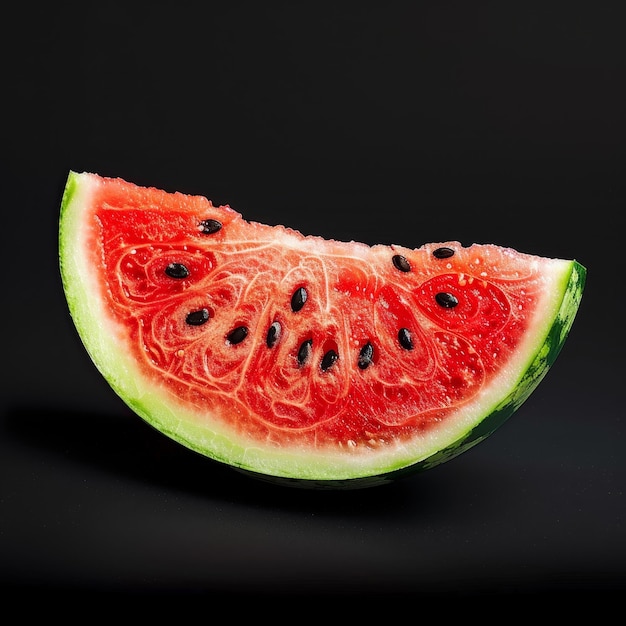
[
  {"x1": 358, "y1": 342, "x2": 374, "y2": 370},
  {"x1": 433, "y1": 247, "x2": 455, "y2": 259},
  {"x1": 185, "y1": 308, "x2": 210, "y2": 326},
  {"x1": 392, "y1": 254, "x2": 411, "y2": 272},
  {"x1": 297, "y1": 339, "x2": 313, "y2": 366},
  {"x1": 165, "y1": 262, "x2": 189, "y2": 279},
  {"x1": 266, "y1": 321, "x2": 282, "y2": 348},
  {"x1": 199, "y1": 218, "x2": 222, "y2": 234},
  {"x1": 435, "y1": 292, "x2": 459, "y2": 308},
  {"x1": 291, "y1": 287, "x2": 308, "y2": 312},
  {"x1": 321, "y1": 349, "x2": 339, "y2": 372},
  {"x1": 227, "y1": 325, "x2": 249, "y2": 344},
  {"x1": 398, "y1": 328, "x2": 414, "y2": 350}
]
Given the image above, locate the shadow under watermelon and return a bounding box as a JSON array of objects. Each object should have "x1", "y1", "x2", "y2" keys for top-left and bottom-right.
[{"x1": 0, "y1": 405, "x2": 471, "y2": 516}]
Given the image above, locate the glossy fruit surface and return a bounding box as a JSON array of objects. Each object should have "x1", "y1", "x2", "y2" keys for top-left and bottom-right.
[{"x1": 59, "y1": 171, "x2": 586, "y2": 488}]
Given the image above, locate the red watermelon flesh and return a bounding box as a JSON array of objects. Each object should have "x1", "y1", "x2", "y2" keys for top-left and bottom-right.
[{"x1": 59, "y1": 171, "x2": 586, "y2": 487}]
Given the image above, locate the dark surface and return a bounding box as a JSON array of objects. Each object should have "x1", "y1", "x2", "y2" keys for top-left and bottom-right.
[{"x1": 1, "y1": 2, "x2": 624, "y2": 607}]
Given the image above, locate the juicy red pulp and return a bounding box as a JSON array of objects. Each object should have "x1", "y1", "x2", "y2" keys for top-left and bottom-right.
[{"x1": 91, "y1": 184, "x2": 538, "y2": 451}]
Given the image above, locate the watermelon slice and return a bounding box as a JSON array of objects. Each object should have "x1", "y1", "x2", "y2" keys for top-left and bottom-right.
[{"x1": 58, "y1": 171, "x2": 585, "y2": 488}]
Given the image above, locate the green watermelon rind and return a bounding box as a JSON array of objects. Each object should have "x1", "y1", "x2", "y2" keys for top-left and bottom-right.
[
  {"x1": 241, "y1": 260, "x2": 586, "y2": 488},
  {"x1": 404, "y1": 260, "x2": 586, "y2": 471},
  {"x1": 59, "y1": 171, "x2": 586, "y2": 488}
]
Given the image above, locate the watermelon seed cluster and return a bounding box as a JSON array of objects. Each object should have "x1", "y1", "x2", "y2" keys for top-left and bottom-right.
[
  {"x1": 167, "y1": 225, "x2": 460, "y2": 375},
  {"x1": 431, "y1": 247, "x2": 459, "y2": 308},
  {"x1": 392, "y1": 248, "x2": 458, "y2": 353}
]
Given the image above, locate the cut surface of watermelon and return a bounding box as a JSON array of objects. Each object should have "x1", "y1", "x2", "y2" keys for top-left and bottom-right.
[{"x1": 59, "y1": 171, "x2": 585, "y2": 488}]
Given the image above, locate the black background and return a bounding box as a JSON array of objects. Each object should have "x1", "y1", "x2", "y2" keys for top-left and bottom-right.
[{"x1": 1, "y1": 1, "x2": 624, "y2": 608}]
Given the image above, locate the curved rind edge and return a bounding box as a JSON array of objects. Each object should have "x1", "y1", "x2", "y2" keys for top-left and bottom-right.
[
  {"x1": 59, "y1": 171, "x2": 587, "y2": 489},
  {"x1": 239, "y1": 260, "x2": 587, "y2": 489},
  {"x1": 402, "y1": 260, "x2": 587, "y2": 472}
]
